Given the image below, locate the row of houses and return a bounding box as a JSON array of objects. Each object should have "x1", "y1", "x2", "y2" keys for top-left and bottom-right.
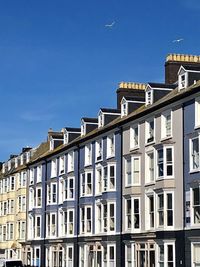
[{"x1": 0, "y1": 53, "x2": 200, "y2": 266}]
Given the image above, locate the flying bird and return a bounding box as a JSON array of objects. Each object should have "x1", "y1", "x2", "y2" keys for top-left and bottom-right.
[
  {"x1": 105, "y1": 21, "x2": 115, "y2": 28},
  {"x1": 172, "y1": 38, "x2": 184, "y2": 43}
]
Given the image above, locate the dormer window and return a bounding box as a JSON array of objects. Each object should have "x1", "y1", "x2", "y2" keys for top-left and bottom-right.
[
  {"x1": 146, "y1": 89, "x2": 153, "y2": 106},
  {"x1": 15, "y1": 157, "x2": 18, "y2": 168},
  {"x1": 121, "y1": 100, "x2": 128, "y2": 117},
  {"x1": 2, "y1": 163, "x2": 5, "y2": 173},
  {"x1": 8, "y1": 160, "x2": 11, "y2": 171},
  {"x1": 178, "y1": 67, "x2": 188, "y2": 90},
  {"x1": 50, "y1": 138, "x2": 54, "y2": 151},
  {"x1": 98, "y1": 112, "x2": 104, "y2": 128},
  {"x1": 64, "y1": 133, "x2": 68, "y2": 145},
  {"x1": 26, "y1": 152, "x2": 31, "y2": 163},
  {"x1": 81, "y1": 121, "x2": 85, "y2": 136}
]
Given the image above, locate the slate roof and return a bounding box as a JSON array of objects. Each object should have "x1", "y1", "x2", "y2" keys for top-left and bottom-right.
[
  {"x1": 148, "y1": 82, "x2": 176, "y2": 89},
  {"x1": 100, "y1": 108, "x2": 121, "y2": 113},
  {"x1": 82, "y1": 117, "x2": 98, "y2": 123}
]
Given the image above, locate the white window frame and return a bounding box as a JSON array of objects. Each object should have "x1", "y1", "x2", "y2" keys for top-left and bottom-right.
[
  {"x1": 121, "y1": 100, "x2": 128, "y2": 117},
  {"x1": 51, "y1": 158, "x2": 57, "y2": 178},
  {"x1": 107, "y1": 134, "x2": 115, "y2": 158},
  {"x1": 158, "y1": 241, "x2": 175, "y2": 267},
  {"x1": 195, "y1": 97, "x2": 200, "y2": 129},
  {"x1": 59, "y1": 155, "x2": 65, "y2": 175},
  {"x1": 67, "y1": 151, "x2": 74, "y2": 172},
  {"x1": 66, "y1": 245, "x2": 73, "y2": 267},
  {"x1": 36, "y1": 165, "x2": 42, "y2": 183},
  {"x1": 145, "y1": 150, "x2": 155, "y2": 184},
  {"x1": 156, "y1": 191, "x2": 174, "y2": 229},
  {"x1": 191, "y1": 187, "x2": 200, "y2": 226},
  {"x1": 103, "y1": 164, "x2": 116, "y2": 192},
  {"x1": 29, "y1": 168, "x2": 34, "y2": 185},
  {"x1": 85, "y1": 144, "x2": 92, "y2": 166},
  {"x1": 190, "y1": 136, "x2": 200, "y2": 172},
  {"x1": 125, "y1": 156, "x2": 141, "y2": 187},
  {"x1": 156, "y1": 146, "x2": 174, "y2": 179},
  {"x1": 80, "y1": 206, "x2": 92, "y2": 235},
  {"x1": 35, "y1": 187, "x2": 42, "y2": 208},
  {"x1": 125, "y1": 243, "x2": 135, "y2": 267},
  {"x1": 146, "y1": 89, "x2": 153, "y2": 106},
  {"x1": 145, "y1": 118, "x2": 155, "y2": 144},
  {"x1": 46, "y1": 213, "x2": 56, "y2": 238},
  {"x1": 47, "y1": 183, "x2": 57, "y2": 205},
  {"x1": 80, "y1": 171, "x2": 93, "y2": 197},
  {"x1": 124, "y1": 197, "x2": 140, "y2": 232},
  {"x1": 178, "y1": 71, "x2": 188, "y2": 90},
  {"x1": 130, "y1": 124, "x2": 140, "y2": 150},
  {"x1": 95, "y1": 139, "x2": 103, "y2": 162},
  {"x1": 145, "y1": 193, "x2": 155, "y2": 230},
  {"x1": 191, "y1": 242, "x2": 200, "y2": 267},
  {"x1": 95, "y1": 165, "x2": 103, "y2": 195},
  {"x1": 35, "y1": 215, "x2": 41, "y2": 238},
  {"x1": 161, "y1": 110, "x2": 172, "y2": 140}
]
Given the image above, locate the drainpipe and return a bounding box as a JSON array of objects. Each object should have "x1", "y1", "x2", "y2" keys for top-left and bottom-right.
[
  {"x1": 182, "y1": 104, "x2": 185, "y2": 266},
  {"x1": 43, "y1": 159, "x2": 48, "y2": 267},
  {"x1": 76, "y1": 144, "x2": 80, "y2": 267}
]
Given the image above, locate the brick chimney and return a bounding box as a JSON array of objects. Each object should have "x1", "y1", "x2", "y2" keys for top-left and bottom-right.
[
  {"x1": 116, "y1": 82, "x2": 146, "y2": 109},
  {"x1": 165, "y1": 53, "x2": 200, "y2": 84}
]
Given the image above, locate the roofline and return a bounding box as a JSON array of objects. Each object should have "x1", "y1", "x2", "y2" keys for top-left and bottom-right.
[{"x1": 28, "y1": 83, "x2": 200, "y2": 165}]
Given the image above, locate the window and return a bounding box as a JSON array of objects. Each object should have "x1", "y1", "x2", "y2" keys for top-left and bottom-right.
[
  {"x1": 47, "y1": 183, "x2": 57, "y2": 204},
  {"x1": 157, "y1": 146, "x2": 174, "y2": 179},
  {"x1": 146, "y1": 119, "x2": 155, "y2": 143},
  {"x1": 96, "y1": 166, "x2": 103, "y2": 194},
  {"x1": 60, "y1": 209, "x2": 74, "y2": 236},
  {"x1": 108, "y1": 245, "x2": 116, "y2": 267},
  {"x1": 29, "y1": 188, "x2": 34, "y2": 210},
  {"x1": 158, "y1": 242, "x2": 175, "y2": 267},
  {"x1": 146, "y1": 151, "x2": 155, "y2": 183},
  {"x1": 147, "y1": 195, "x2": 155, "y2": 229},
  {"x1": 68, "y1": 151, "x2": 74, "y2": 172},
  {"x1": 35, "y1": 216, "x2": 41, "y2": 238},
  {"x1": 46, "y1": 213, "x2": 56, "y2": 237},
  {"x1": 6, "y1": 223, "x2": 14, "y2": 240},
  {"x1": 95, "y1": 139, "x2": 103, "y2": 162},
  {"x1": 124, "y1": 197, "x2": 140, "y2": 231},
  {"x1": 98, "y1": 111, "x2": 104, "y2": 128},
  {"x1": 10, "y1": 176, "x2": 15, "y2": 191},
  {"x1": 81, "y1": 172, "x2": 92, "y2": 196},
  {"x1": 125, "y1": 157, "x2": 140, "y2": 186},
  {"x1": 37, "y1": 165, "x2": 42, "y2": 182},
  {"x1": 63, "y1": 177, "x2": 74, "y2": 200},
  {"x1": 107, "y1": 134, "x2": 115, "y2": 158},
  {"x1": 85, "y1": 144, "x2": 92, "y2": 166},
  {"x1": 192, "y1": 243, "x2": 200, "y2": 267},
  {"x1": 157, "y1": 192, "x2": 174, "y2": 228},
  {"x1": 96, "y1": 204, "x2": 102, "y2": 233},
  {"x1": 190, "y1": 137, "x2": 200, "y2": 171},
  {"x1": 59, "y1": 155, "x2": 65, "y2": 175},
  {"x1": 121, "y1": 101, "x2": 128, "y2": 117},
  {"x1": 66, "y1": 246, "x2": 73, "y2": 267},
  {"x1": 161, "y1": 111, "x2": 172, "y2": 139},
  {"x1": 146, "y1": 89, "x2": 153, "y2": 105},
  {"x1": 80, "y1": 206, "x2": 92, "y2": 234},
  {"x1": 130, "y1": 125, "x2": 139, "y2": 149},
  {"x1": 20, "y1": 171, "x2": 27, "y2": 187},
  {"x1": 178, "y1": 72, "x2": 187, "y2": 90},
  {"x1": 192, "y1": 188, "x2": 200, "y2": 225},
  {"x1": 18, "y1": 196, "x2": 26, "y2": 212},
  {"x1": 18, "y1": 221, "x2": 26, "y2": 239},
  {"x1": 36, "y1": 188, "x2": 42, "y2": 207},
  {"x1": 125, "y1": 243, "x2": 136, "y2": 267},
  {"x1": 195, "y1": 97, "x2": 200, "y2": 128},
  {"x1": 30, "y1": 168, "x2": 34, "y2": 185},
  {"x1": 103, "y1": 164, "x2": 116, "y2": 191},
  {"x1": 51, "y1": 159, "x2": 57, "y2": 178}
]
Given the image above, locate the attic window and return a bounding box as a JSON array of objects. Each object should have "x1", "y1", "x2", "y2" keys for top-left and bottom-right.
[
  {"x1": 121, "y1": 102, "x2": 127, "y2": 117},
  {"x1": 146, "y1": 90, "x2": 153, "y2": 105},
  {"x1": 179, "y1": 74, "x2": 186, "y2": 89},
  {"x1": 81, "y1": 121, "x2": 86, "y2": 136},
  {"x1": 98, "y1": 112, "x2": 104, "y2": 128},
  {"x1": 50, "y1": 139, "x2": 54, "y2": 151},
  {"x1": 64, "y1": 133, "x2": 68, "y2": 145}
]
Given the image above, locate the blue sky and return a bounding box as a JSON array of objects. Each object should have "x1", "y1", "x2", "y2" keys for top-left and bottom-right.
[{"x1": 0, "y1": 0, "x2": 200, "y2": 160}]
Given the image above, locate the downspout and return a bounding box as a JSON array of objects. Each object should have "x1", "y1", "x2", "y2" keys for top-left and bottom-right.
[
  {"x1": 76, "y1": 144, "x2": 80, "y2": 267},
  {"x1": 182, "y1": 104, "x2": 185, "y2": 266},
  {"x1": 43, "y1": 159, "x2": 48, "y2": 267}
]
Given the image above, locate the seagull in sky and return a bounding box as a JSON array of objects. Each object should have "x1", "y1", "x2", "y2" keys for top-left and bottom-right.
[
  {"x1": 172, "y1": 38, "x2": 184, "y2": 43},
  {"x1": 105, "y1": 21, "x2": 115, "y2": 28}
]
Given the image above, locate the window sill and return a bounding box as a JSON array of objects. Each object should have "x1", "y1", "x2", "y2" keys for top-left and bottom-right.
[
  {"x1": 125, "y1": 184, "x2": 141, "y2": 188},
  {"x1": 145, "y1": 141, "x2": 155, "y2": 147},
  {"x1": 80, "y1": 194, "x2": 93, "y2": 198},
  {"x1": 160, "y1": 136, "x2": 172, "y2": 142},
  {"x1": 106, "y1": 155, "x2": 115, "y2": 160},
  {"x1": 189, "y1": 169, "x2": 200, "y2": 174},
  {"x1": 145, "y1": 181, "x2": 155, "y2": 186},
  {"x1": 130, "y1": 146, "x2": 139, "y2": 152}
]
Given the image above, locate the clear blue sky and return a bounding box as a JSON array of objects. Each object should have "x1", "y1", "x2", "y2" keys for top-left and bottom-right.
[{"x1": 0, "y1": 0, "x2": 199, "y2": 160}]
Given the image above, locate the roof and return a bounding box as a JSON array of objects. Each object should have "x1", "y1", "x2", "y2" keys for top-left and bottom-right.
[
  {"x1": 148, "y1": 82, "x2": 176, "y2": 89},
  {"x1": 182, "y1": 65, "x2": 200, "y2": 72},
  {"x1": 81, "y1": 117, "x2": 98, "y2": 123},
  {"x1": 100, "y1": 108, "x2": 121, "y2": 114},
  {"x1": 64, "y1": 127, "x2": 81, "y2": 132},
  {"x1": 122, "y1": 96, "x2": 145, "y2": 102},
  {"x1": 28, "y1": 81, "x2": 200, "y2": 165},
  {"x1": 48, "y1": 132, "x2": 63, "y2": 139}
]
